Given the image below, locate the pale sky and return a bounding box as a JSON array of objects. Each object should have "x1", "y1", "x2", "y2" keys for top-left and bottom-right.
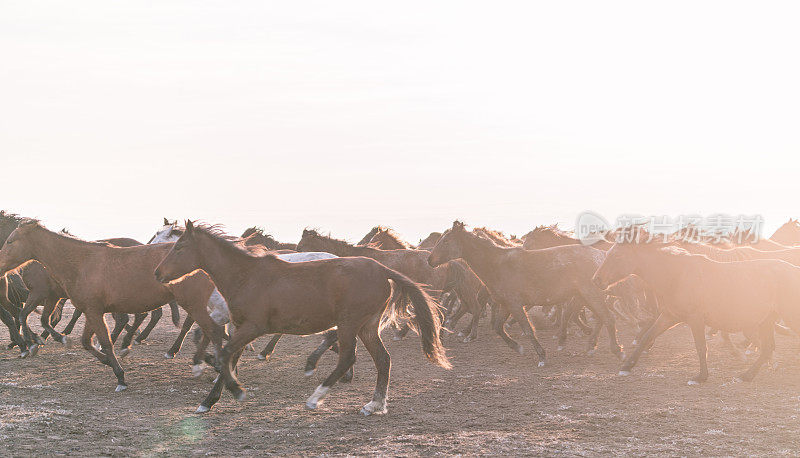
[{"x1": 2, "y1": 1, "x2": 799, "y2": 244}]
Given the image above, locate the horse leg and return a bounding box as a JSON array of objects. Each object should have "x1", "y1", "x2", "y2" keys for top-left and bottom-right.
[
  {"x1": 619, "y1": 313, "x2": 678, "y2": 375},
  {"x1": 508, "y1": 303, "x2": 546, "y2": 366},
  {"x1": 736, "y1": 320, "x2": 776, "y2": 382},
  {"x1": 687, "y1": 318, "x2": 709, "y2": 385},
  {"x1": 493, "y1": 307, "x2": 523, "y2": 353},
  {"x1": 306, "y1": 327, "x2": 358, "y2": 410},
  {"x1": 19, "y1": 291, "x2": 45, "y2": 352},
  {"x1": 61, "y1": 307, "x2": 82, "y2": 336},
  {"x1": 305, "y1": 329, "x2": 339, "y2": 375},
  {"x1": 215, "y1": 323, "x2": 265, "y2": 400},
  {"x1": 40, "y1": 297, "x2": 67, "y2": 345},
  {"x1": 118, "y1": 312, "x2": 147, "y2": 357},
  {"x1": 557, "y1": 298, "x2": 579, "y2": 351},
  {"x1": 581, "y1": 287, "x2": 623, "y2": 358},
  {"x1": 109, "y1": 313, "x2": 129, "y2": 343},
  {"x1": 195, "y1": 347, "x2": 244, "y2": 413},
  {"x1": 168, "y1": 301, "x2": 181, "y2": 327},
  {"x1": 191, "y1": 332, "x2": 213, "y2": 377},
  {"x1": 0, "y1": 303, "x2": 27, "y2": 354},
  {"x1": 82, "y1": 312, "x2": 128, "y2": 391},
  {"x1": 165, "y1": 315, "x2": 195, "y2": 359},
  {"x1": 134, "y1": 306, "x2": 162, "y2": 344},
  {"x1": 719, "y1": 331, "x2": 746, "y2": 363},
  {"x1": 357, "y1": 315, "x2": 390, "y2": 415},
  {"x1": 258, "y1": 334, "x2": 282, "y2": 361}
]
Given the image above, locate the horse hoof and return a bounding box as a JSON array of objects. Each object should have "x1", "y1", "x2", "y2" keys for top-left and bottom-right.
[
  {"x1": 463, "y1": 336, "x2": 473, "y2": 343},
  {"x1": 552, "y1": 335, "x2": 558, "y2": 340},
  {"x1": 256, "y1": 354, "x2": 267, "y2": 361},
  {"x1": 164, "y1": 353, "x2": 174, "y2": 359},
  {"x1": 556, "y1": 345, "x2": 565, "y2": 351},
  {"x1": 132, "y1": 340, "x2": 141, "y2": 346},
  {"x1": 631, "y1": 339, "x2": 639, "y2": 346},
  {"x1": 304, "y1": 369, "x2": 315, "y2": 377},
  {"x1": 618, "y1": 370, "x2": 631, "y2": 376},
  {"x1": 687, "y1": 380, "x2": 701, "y2": 386},
  {"x1": 191, "y1": 364, "x2": 206, "y2": 378},
  {"x1": 196, "y1": 405, "x2": 210, "y2": 414},
  {"x1": 28, "y1": 344, "x2": 39, "y2": 357},
  {"x1": 456, "y1": 331, "x2": 465, "y2": 338},
  {"x1": 392, "y1": 336, "x2": 403, "y2": 341},
  {"x1": 305, "y1": 401, "x2": 318, "y2": 410},
  {"x1": 19, "y1": 350, "x2": 29, "y2": 359},
  {"x1": 115, "y1": 384, "x2": 128, "y2": 392},
  {"x1": 61, "y1": 336, "x2": 71, "y2": 347},
  {"x1": 360, "y1": 401, "x2": 388, "y2": 416},
  {"x1": 515, "y1": 345, "x2": 524, "y2": 355},
  {"x1": 537, "y1": 361, "x2": 545, "y2": 368},
  {"x1": 233, "y1": 389, "x2": 246, "y2": 401},
  {"x1": 118, "y1": 348, "x2": 130, "y2": 358}
]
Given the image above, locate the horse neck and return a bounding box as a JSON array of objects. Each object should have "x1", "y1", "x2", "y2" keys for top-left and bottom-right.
[
  {"x1": 26, "y1": 228, "x2": 88, "y2": 287},
  {"x1": 455, "y1": 232, "x2": 507, "y2": 280},
  {"x1": 196, "y1": 233, "x2": 261, "y2": 301}
]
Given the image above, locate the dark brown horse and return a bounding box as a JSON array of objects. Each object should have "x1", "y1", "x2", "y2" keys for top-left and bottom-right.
[
  {"x1": 428, "y1": 221, "x2": 622, "y2": 364},
  {"x1": 593, "y1": 230, "x2": 800, "y2": 384},
  {"x1": 417, "y1": 232, "x2": 442, "y2": 250},
  {"x1": 0, "y1": 220, "x2": 224, "y2": 391},
  {"x1": 154, "y1": 221, "x2": 450, "y2": 415}
]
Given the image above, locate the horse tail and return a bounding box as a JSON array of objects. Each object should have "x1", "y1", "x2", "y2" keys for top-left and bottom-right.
[
  {"x1": 382, "y1": 266, "x2": 451, "y2": 369},
  {"x1": 169, "y1": 301, "x2": 181, "y2": 327}
]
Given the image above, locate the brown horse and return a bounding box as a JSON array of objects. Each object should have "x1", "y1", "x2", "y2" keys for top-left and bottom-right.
[
  {"x1": 241, "y1": 227, "x2": 297, "y2": 251},
  {"x1": 522, "y1": 224, "x2": 613, "y2": 250},
  {"x1": 0, "y1": 220, "x2": 224, "y2": 391},
  {"x1": 593, "y1": 232, "x2": 800, "y2": 384},
  {"x1": 367, "y1": 227, "x2": 412, "y2": 250},
  {"x1": 473, "y1": 227, "x2": 520, "y2": 247},
  {"x1": 417, "y1": 231, "x2": 442, "y2": 249},
  {"x1": 429, "y1": 221, "x2": 621, "y2": 364},
  {"x1": 154, "y1": 221, "x2": 450, "y2": 415}
]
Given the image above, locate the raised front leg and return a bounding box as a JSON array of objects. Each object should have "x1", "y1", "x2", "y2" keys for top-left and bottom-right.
[
  {"x1": 736, "y1": 320, "x2": 776, "y2": 382},
  {"x1": 493, "y1": 307, "x2": 523, "y2": 354},
  {"x1": 40, "y1": 297, "x2": 68, "y2": 345},
  {"x1": 62, "y1": 307, "x2": 82, "y2": 336},
  {"x1": 19, "y1": 291, "x2": 45, "y2": 353},
  {"x1": 619, "y1": 313, "x2": 678, "y2": 375},
  {"x1": 109, "y1": 313, "x2": 129, "y2": 343},
  {"x1": 258, "y1": 334, "x2": 282, "y2": 361}
]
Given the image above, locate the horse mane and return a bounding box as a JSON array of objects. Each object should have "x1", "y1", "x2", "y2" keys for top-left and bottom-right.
[
  {"x1": 473, "y1": 227, "x2": 519, "y2": 247},
  {"x1": 194, "y1": 223, "x2": 274, "y2": 259},
  {"x1": 0, "y1": 211, "x2": 25, "y2": 226},
  {"x1": 355, "y1": 227, "x2": 381, "y2": 246},
  {"x1": 303, "y1": 228, "x2": 355, "y2": 250},
  {"x1": 524, "y1": 224, "x2": 574, "y2": 239},
  {"x1": 370, "y1": 227, "x2": 412, "y2": 249}
]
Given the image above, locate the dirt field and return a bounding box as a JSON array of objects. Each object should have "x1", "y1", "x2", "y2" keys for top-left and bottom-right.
[{"x1": 2, "y1": 305, "x2": 800, "y2": 456}]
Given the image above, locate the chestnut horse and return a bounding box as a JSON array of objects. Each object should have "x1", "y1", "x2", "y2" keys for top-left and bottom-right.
[
  {"x1": 154, "y1": 221, "x2": 450, "y2": 415},
  {"x1": 593, "y1": 231, "x2": 800, "y2": 384},
  {"x1": 0, "y1": 220, "x2": 224, "y2": 392},
  {"x1": 417, "y1": 231, "x2": 442, "y2": 250},
  {"x1": 367, "y1": 227, "x2": 412, "y2": 250},
  {"x1": 428, "y1": 221, "x2": 622, "y2": 365}
]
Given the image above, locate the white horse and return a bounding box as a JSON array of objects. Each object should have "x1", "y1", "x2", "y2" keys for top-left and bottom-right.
[{"x1": 150, "y1": 219, "x2": 337, "y2": 375}]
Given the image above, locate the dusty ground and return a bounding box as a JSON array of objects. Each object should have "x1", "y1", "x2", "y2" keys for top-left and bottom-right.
[{"x1": 2, "y1": 305, "x2": 800, "y2": 456}]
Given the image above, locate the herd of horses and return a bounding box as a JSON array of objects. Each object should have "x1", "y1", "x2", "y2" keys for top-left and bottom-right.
[{"x1": 2, "y1": 210, "x2": 800, "y2": 416}]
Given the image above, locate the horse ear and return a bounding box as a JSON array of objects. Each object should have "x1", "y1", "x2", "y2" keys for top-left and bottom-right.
[
  {"x1": 163, "y1": 217, "x2": 170, "y2": 225},
  {"x1": 452, "y1": 220, "x2": 465, "y2": 231},
  {"x1": 185, "y1": 220, "x2": 194, "y2": 232}
]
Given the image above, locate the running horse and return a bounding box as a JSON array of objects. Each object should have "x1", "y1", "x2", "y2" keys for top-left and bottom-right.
[
  {"x1": 0, "y1": 220, "x2": 225, "y2": 392},
  {"x1": 428, "y1": 221, "x2": 622, "y2": 364},
  {"x1": 154, "y1": 221, "x2": 450, "y2": 415}
]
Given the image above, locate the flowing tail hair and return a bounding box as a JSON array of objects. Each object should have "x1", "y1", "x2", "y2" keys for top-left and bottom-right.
[{"x1": 382, "y1": 267, "x2": 452, "y2": 369}]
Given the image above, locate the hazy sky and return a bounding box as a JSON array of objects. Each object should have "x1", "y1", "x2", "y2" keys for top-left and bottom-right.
[{"x1": 2, "y1": 1, "x2": 799, "y2": 244}]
